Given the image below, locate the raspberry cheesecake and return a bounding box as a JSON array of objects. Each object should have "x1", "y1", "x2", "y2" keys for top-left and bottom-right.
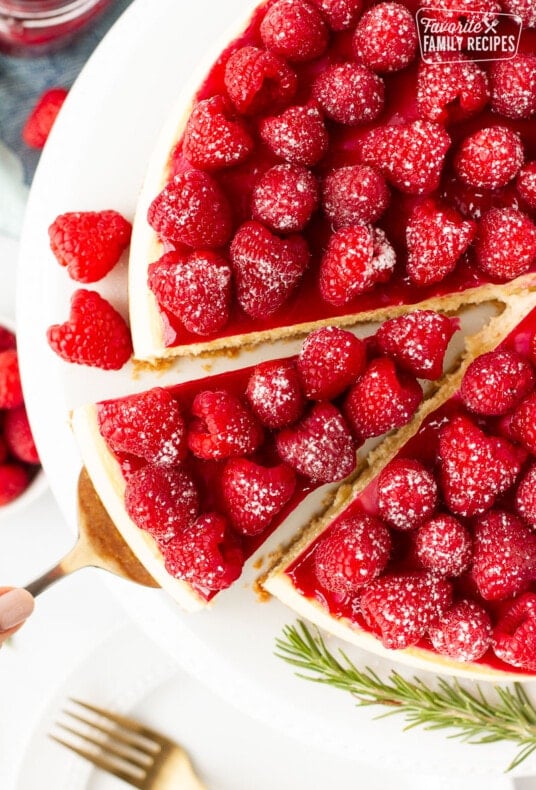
[{"x1": 129, "y1": 0, "x2": 536, "y2": 361}]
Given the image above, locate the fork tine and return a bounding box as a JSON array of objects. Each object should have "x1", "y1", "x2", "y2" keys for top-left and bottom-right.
[
  {"x1": 69, "y1": 698, "x2": 167, "y2": 743},
  {"x1": 54, "y1": 721, "x2": 152, "y2": 768},
  {"x1": 49, "y1": 733, "x2": 145, "y2": 788},
  {"x1": 63, "y1": 708, "x2": 159, "y2": 756}
]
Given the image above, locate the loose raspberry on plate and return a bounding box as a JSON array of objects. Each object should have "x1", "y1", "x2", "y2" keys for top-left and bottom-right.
[
  {"x1": 473, "y1": 510, "x2": 536, "y2": 601},
  {"x1": 276, "y1": 401, "x2": 356, "y2": 483},
  {"x1": 97, "y1": 388, "x2": 187, "y2": 466},
  {"x1": 245, "y1": 359, "x2": 305, "y2": 429},
  {"x1": 517, "y1": 162, "x2": 536, "y2": 209},
  {"x1": 297, "y1": 326, "x2": 367, "y2": 400},
  {"x1": 460, "y1": 349, "x2": 535, "y2": 415},
  {"x1": 322, "y1": 165, "x2": 390, "y2": 228},
  {"x1": 415, "y1": 514, "x2": 472, "y2": 576},
  {"x1": 492, "y1": 593, "x2": 536, "y2": 672},
  {"x1": 475, "y1": 207, "x2": 536, "y2": 281},
  {"x1": 312, "y1": 62, "x2": 384, "y2": 126},
  {"x1": 352, "y1": 2, "x2": 418, "y2": 73},
  {"x1": 46, "y1": 289, "x2": 132, "y2": 370},
  {"x1": 260, "y1": 0, "x2": 329, "y2": 62},
  {"x1": 22, "y1": 87, "x2": 68, "y2": 149},
  {"x1": 454, "y1": 126, "x2": 524, "y2": 190},
  {"x1": 0, "y1": 464, "x2": 30, "y2": 506},
  {"x1": 148, "y1": 251, "x2": 232, "y2": 336},
  {"x1": 187, "y1": 390, "x2": 264, "y2": 461},
  {"x1": 344, "y1": 357, "x2": 422, "y2": 440},
  {"x1": 48, "y1": 210, "x2": 132, "y2": 283},
  {"x1": 314, "y1": 514, "x2": 392, "y2": 594},
  {"x1": 375, "y1": 310, "x2": 457, "y2": 379},
  {"x1": 3, "y1": 406, "x2": 40, "y2": 465},
  {"x1": 147, "y1": 170, "x2": 232, "y2": 248},
  {"x1": 416, "y1": 58, "x2": 489, "y2": 124},
  {"x1": 230, "y1": 220, "x2": 310, "y2": 318},
  {"x1": 310, "y1": 0, "x2": 363, "y2": 30},
  {"x1": 251, "y1": 164, "x2": 319, "y2": 233},
  {"x1": 259, "y1": 103, "x2": 329, "y2": 167},
  {"x1": 511, "y1": 392, "x2": 536, "y2": 454},
  {"x1": 516, "y1": 463, "x2": 536, "y2": 526},
  {"x1": 489, "y1": 55, "x2": 536, "y2": 120},
  {"x1": 377, "y1": 458, "x2": 438, "y2": 530},
  {"x1": 221, "y1": 458, "x2": 296, "y2": 536},
  {"x1": 224, "y1": 46, "x2": 297, "y2": 115},
  {"x1": 428, "y1": 600, "x2": 491, "y2": 663},
  {"x1": 182, "y1": 95, "x2": 254, "y2": 171},
  {"x1": 0, "y1": 350, "x2": 23, "y2": 410}
]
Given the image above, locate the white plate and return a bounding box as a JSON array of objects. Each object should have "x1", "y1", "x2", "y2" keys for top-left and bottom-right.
[{"x1": 15, "y1": 0, "x2": 536, "y2": 777}]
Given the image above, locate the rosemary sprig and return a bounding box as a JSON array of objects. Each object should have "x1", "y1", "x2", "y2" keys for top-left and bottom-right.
[{"x1": 275, "y1": 621, "x2": 536, "y2": 771}]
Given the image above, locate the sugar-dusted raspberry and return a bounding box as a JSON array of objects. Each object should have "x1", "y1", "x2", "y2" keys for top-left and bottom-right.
[
  {"x1": 460, "y1": 349, "x2": 535, "y2": 416},
  {"x1": 375, "y1": 310, "x2": 457, "y2": 380},
  {"x1": 314, "y1": 514, "x2": 391, "y2": 594},
  {"x1": 489, "y1": 55, "x2": 536, "y2": 120},
  {"x1": 454, "y1": 127, "x2": 524, "y2": 190},
  {"x1": 251, "y1": 164, "x2": 319, "y2": 233},
  {"x1": 310, "y1": 0, "x2": 363, "y2": 30},
  {"x1": 0, "y1": 464, "x2": 29, "y2": 506},
  {"x1": 359, "y1": 572, "x2": 452, "y2": 650},
  {"x1": 275, "y1": 402, "x2": 356, "y2": 483},
  {"x1": 0, "y1": 350, "x2": 23, "y2": 410},
  {"x1": 259, "y1": 103, "x2": 329, "y2": 167},
  {"x1": 297, "y1": 326, "x2": 367, "y2": 400},
  {"x1": 439, "y1": 415, "x2": 522, "y2": 517},
  {"x1": 344, "y1": 358, "x2": 422, "y2": 441},
  {"x1": 415, "y1": 514, "x2": 472, "y2": 576},
  {"x1": 322, "y1": 165, "x2": 390, "y2": 228},
  {"x1": 162, "y1": 512, "x2": 244, "y2": 593},
  {"x1": 221, "y1": 458, "x2": 296, "y2": 536},
  {"x1": 472, "y1": 509, "x2": 536, "y2": 601},
  {"x1": 48, "y1": 210, "x2": 132, "y2": 283},
  {"x1": 124, "y1": 464, "x2": 199, "y2": 541},
  {"x1": 516, "y1": 463, "x2": 536, "y2": 526},
  {"x1": 224, "y1": 46, "x2": 297, "y2": 116},
  {"x1": 147, "y1": 170, "x2": 232, "y2": 249},
  {"x1": 312, "y1": 62, "x2": 384, "y2": 126},
  {"x1": 377, "y1": 458, "x2": 438, "y2": 531},
  {"x1": 416, "y1": 58, "x2": 489, "y2": 124},
  {"x1": 22, "y1": 87, "x2": 68, "y2": 149},
  {"x1": 352, "y1": 2, "x2": 418, "y2": 73},
  {"x1": 0, "y1": 327, "x2": 16, "y2": 352},
  {"x1": 188, "y1": 390, "x2": 264, "y2": 461},
  {"x1": 97, "y1": 388, "x2": 187, "y2": 465},
  {"x1": 260, "y1": 0, "x2": 329, "y2": 62},
  {"x1": 245, "y1": 359, "x2": 305, "y2": 429},
  {"x1": 360, "y1": 121, "x2": 451, "y2": 195},
  {"x1": 475, "y1": 207, "x2": 536, "y2": 281},
  {"x1": 492, "y1": 594, "x2": 536, "y2": 672},
  {"x1": 148, "y1": 251, "x2": 232, "y2": 336},
  {"x1": 3, "y1": 406, "x2": 40, "y2": 465},
  {"x1": 319, "y1": 225, "x2": 396, "y2": 306},
  {"x1": 511, "y1": 392, "x2": 536, "y2": 454},
  {"x1": 182, "y1": 95, "x2": 254, "y2": 171},
  {"x1": 428, "y1": 600, "x2": 492, "y2": 663},
  {"x1": 47, "y1": 289, "x2": 132, "y2": 371},
  {"x1": 501, "y1": 0, "x2": 536, "y2": 26},
  {"x1": 517, "y1": 162, "x2": 536, "y2": 209}
]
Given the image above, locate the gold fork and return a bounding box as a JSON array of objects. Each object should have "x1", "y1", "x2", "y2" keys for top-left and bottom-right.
[{"x1": 50, "y1": 698, "x2": 206, "y2": 789}]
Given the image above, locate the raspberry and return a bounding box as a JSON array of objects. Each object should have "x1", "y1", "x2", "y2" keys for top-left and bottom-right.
[
  {"x1": 48, "y1": 210, "x2": 132, "y2": 284},
  {"x1": 359, "y1": 572, "x2": 452, "y2": 650},
  {"x1": 360, "y1": 121, "x2": 450, "y2": 195},
  {"x1": 148, "y1": 251, "x2": 232, "y2": 336},
  {"x1": 472, "y1": 510, "x2": 536, "y2": 601},
  {"x1": 187, "y1": 390, "x2": 264, "y2": 461},
  {"x1": 500, "y1": 0, "x2": 536, "y2": 27},
  {"x1": 224, "y1": 46, "x2": 297, "y2": 115},
  {"x1": 460, "y1": 349, "x2": 535, "y2": 416},
  {"x1": 416, "y1": 58, "x2": 489, "y2": 124},
  {"x1": 516, "y1": 463, "x2": 536, "y2": 526},
  {"x1": 182, "y1": 95, "x2": 254, "y2": 171},
  {"x1": 352, "y1": 2, "x2": 418, "y2": 73},
  {"x1": 221, "y1": 458, "x2": 296, "y2": 536},
  {"x1": 3, "y1": 406, "x2": 40, "y2": 465},
  {"x1": 475, "y1": 208, "x2": 536, "y2": 281},
  {"x1": 314, "y1": 514, "x2": 391, "y2": 594},
  {"x1": 322, "y1": 165, "x2": 390, "y2": 228},
  {"x1": 275, "y1": 402, "x2": 356, "y2": 483},
  {"x1": 0, "y1": 464, "x2": 29, "y2": 506},
  {"x1": 489, "y1": 55, "x2": 536, "y2": 120},
  {"x1": 438, "y1": 415, "x2": 522, "y2": 517},
  {"x1": 492, "y1": 594, "x2": 536, "y2": 672},
  {"x1": 344, "y1": 358, "x2": 422, "y2": 440},
  {"x1": 147, "y1": 170, "x2": 232, "y2": 248},
  {"x1": 21, "y1": 87, "x2": 68, "y2": 149},
  {"x1": 0, "y1": 350, "x2": 23, "y2": 409},
  {"x1": 454, "y1": 126, "x2": 524, "y2": 190},
  {"x1": 377, "y1": 458, "x2": 438, "y2": 531},
  {"x1": 259, "y1": 104, "x2": 328, "y2": 167},
  {"x1": 246, "y1": 359, "x2": 305, "y2": 429},
  {"x1": 47, "y1": 289, "x2": 132, "y2": 371},
  {"x1": 251, "y1": 164, "x2": 319, "y2": 233},
  {"x1": 229, "y1": 221, "x2": 309, "y2": 319},
  {"x1": 511, "y1": 393, "x2": 536, "y2": 454},
  {"x1": 319, "y1": 225, "x2": 396, "y2": 306},
  {"x1": 310, "y1": 0, "x2": 363, "y2": 30},
  {"x1": 97, "y1": 388, "x2": 187, "y2": 465},
  {"x1": 428, "y1": 600, "x2": 492, "y2": 663},
  {"x1": 312, "y1": 63, "x2": 384, "y2": 126},
  {"x1": 406, "y1": 200, "x2": 477, "y2": 287},
  {"x1": 415, "y1": 514, "x2": 472, "y2": 576},
  {"x1": 260, "y1": 0, "x2": 329, "y2": 62},
  {"x1": 124, "y1": 464, "x2": 199, "y2": 541},
  {"x1": 0, "y1": 437, "x2": 8, "y2": 465},
  {"x1": 375, "y1": 310, "x2": 457, "y2": 380},
  {"x1": 517, "y1": 162, "x2": 536, "y2": 209},
  {"x1": 161, "y1": 512, "x2": 244, "y2": 593},
  {"x1": 0, "y1": 327, "x2": 16, "y2": 352},
  {"x1": 297, "y1": 326, "x2": 367, "y2": 400}
]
